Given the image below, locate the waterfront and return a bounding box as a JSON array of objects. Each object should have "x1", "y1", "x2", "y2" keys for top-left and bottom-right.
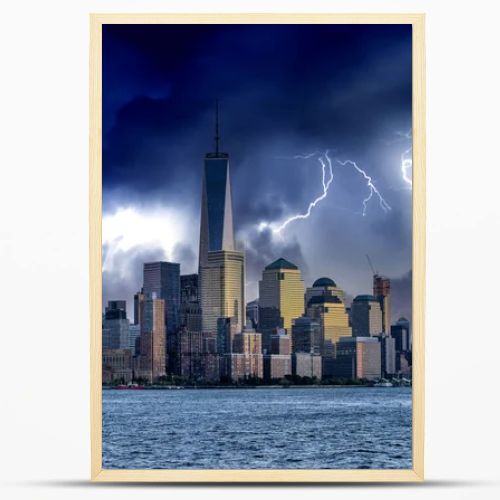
[{"x1": 102, "y1": 387, "x2": 412, "y2": 469}]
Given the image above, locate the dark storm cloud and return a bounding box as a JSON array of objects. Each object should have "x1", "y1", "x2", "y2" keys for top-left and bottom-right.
[
  {"x1": 244, "y1": 227, "x2": 309, "y2": 280},
  {"x1": 103, "y1": 24, "x2": 413, "y2": 318},
  {"x1": 102, "y1": 243, "x2": 167, "y2": 316},
  {"x1": 390, "y1": 270, "x2": 413, "y2": 323},
  {"x1": 103, "y1": 24, "x2": 411, "y2": 210}
]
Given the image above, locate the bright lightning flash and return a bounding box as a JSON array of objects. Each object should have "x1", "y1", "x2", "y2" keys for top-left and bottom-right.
[
  {"x1": 267, "y1": 150, "x2": 392, "y2": 235},
  {"x1": 272, "y1": 150, "x2": 334, "y2": 233},
  {"x1": 401, "y1": 146, "x2": 413, "y2": 187},
  {"x1": 335, "y1": 159, "x2": 391, "y2": 216}
]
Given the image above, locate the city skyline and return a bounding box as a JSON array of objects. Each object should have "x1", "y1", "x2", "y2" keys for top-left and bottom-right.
[{"x1": 102, "y1": 24, "x2": 413, "y2": 323}]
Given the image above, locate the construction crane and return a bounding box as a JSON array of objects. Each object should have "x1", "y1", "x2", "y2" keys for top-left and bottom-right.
[{"x1": 366, "y1": 254, "x2": 378, "y2": 276}]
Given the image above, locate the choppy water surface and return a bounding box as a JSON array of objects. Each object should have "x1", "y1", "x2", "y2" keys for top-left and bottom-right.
[{"x1": 103, "y1": 387, "x2": 412, "y2": 469}]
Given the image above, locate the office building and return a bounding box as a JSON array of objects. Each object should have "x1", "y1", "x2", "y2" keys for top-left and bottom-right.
[
  {"x1": 177, "y1": 329, "x2": 219, "y2": 383},
  {"x1": 102, "y1": 300, "x2": 130, "y2": 349},
  {"x1": 270, "y1": 328, "x2": 291, "y2": 355},
  {"x1": 334, "y1": 337, "x2": 381, "y2": 380},
  {"x1": 143, "y1": 261, "x2": 180, "y2": 334},
  {"x1": 263, "y1": 355, "x2": 292, "y2": 381},
  {"x1": 138, "y1": 294, "x2": 166, "y2": 382},
  {"x1": 102, "y1": 348, "x2": 133, "y2": 384},
  {"x1": 258, "y1": 258, "x2": 305, "y2": 352},
  {"x1": 199, "y1": 250, "x2": 245, "y2": 333},
  {"x1": 133, "y1": 290, "x2": 144, "y2": 325},
  {"x1": 217, "y1": 316, "x2": 238, "y2": 354},
  {"x1": 376, "y1": 334, "x2": 396, "y2": 377},
  {"x1": 391, "y1": 321, "x2": 411, "y2": 353},
  {"x1": 292, "y1": 353, "x2": 322, "y2": 379},
  {"x1": 198, "y1": 106, "x2": 245, "y2": 334},
  {"x1": 305, "y1": 276, "x2": 345, "y2": 307},
  {"x1": 351, "y1": 295, "x2": 383, "y2": 337},
  {"x1": 181, "y1": 274, "x2": 198, "y2": 303},
  {"x1": 373, "y1": 274, "x2": 391, "y2": 334},
  {"x1": 306, "y1": 295, "x2": 352, "y2": 352},
  {"x1": 127, "y1": 323, "x2": 141, "y2": 355},
  {"x1": 246, "y1": 299, "x2": 259, "y2": 328},
  {"x1": 222, "y1": 328, "x2": 263, "y2": 381},
  {"x1": 292, "y1": 315, "x2": 323, "y2": 355}
]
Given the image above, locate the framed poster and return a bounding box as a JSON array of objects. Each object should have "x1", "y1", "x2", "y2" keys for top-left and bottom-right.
[{"x1": 90, "y1": 13, "x2": 425, "y2": 482}]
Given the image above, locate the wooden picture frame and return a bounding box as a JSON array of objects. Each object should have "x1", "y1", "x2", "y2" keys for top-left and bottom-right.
[{"x1": 90, "y1": 12, "x2": 425, "y2": 482}]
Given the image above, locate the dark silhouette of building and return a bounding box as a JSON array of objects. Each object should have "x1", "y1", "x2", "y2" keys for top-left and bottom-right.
[
  {"x1": 334, "y1": 337, "x2": 381, "y2": 380},
  {"x1": 292, "y1": 315, "x2": 322, "y2": 355},
  {"x1": 102, "y1": 300, "x2": 129, "y2": 349},
  {"x1": 143, "y1": 261, "x2": 180, "y2": 334},
  {"x1": 181, "y1": 274, "x2": 198, "y2": 303}
]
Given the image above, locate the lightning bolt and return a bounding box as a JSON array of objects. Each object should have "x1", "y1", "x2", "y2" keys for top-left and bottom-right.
[
  {"x1": 267, "y1": 150, "x2": 392, "y2": 235},
  {"x1": 394, "y1": 129, "x2": 413, "y2": 188},
  {"x1": 272, "y1": 150, "x2": 334, "y2": 234},
  {"x1": 401, "y1": 146, "x2": 413, "y2": 187},
  {"x1": 335, "y1": 159, "x2": 391, "y2": 216}
]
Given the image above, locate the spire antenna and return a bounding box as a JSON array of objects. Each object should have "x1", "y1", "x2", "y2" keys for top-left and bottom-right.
[{"x1": 215, "y1": 99, "x2": 220, "y2": 155}]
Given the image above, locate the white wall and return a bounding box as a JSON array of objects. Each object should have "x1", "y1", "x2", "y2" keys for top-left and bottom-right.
[{"x1": 1, "y1": 1, "x2": 499, "y2": 499}]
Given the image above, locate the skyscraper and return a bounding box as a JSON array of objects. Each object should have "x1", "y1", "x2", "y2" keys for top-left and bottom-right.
[
  {"x1": 351, "y1": 294, "x2": 383, "y2": 337},
  {"x1": 199, "y1": 250, "x2": 245, "y2": 333},
  {"x1": 102, "y1": 300, "x2": 130, "y2": 349},
  {"x1": 292, "y1": 315, "x2": 322, "y2": 355},
  {"x1": 138, "y1": 294, "x2": 166, "y2": 382},
  {"x1": 258, "y1": 258, "x2": 305, "y2": 353},
  {"x1": 306, "y1": 295, "x2": 352, "y2": 349},
  {"x1": 373, "y1": 274, "x2": 391, "y2": 334},
  {"x1": 305, "y1": 276, "x2": 345, "y2": 307},
  {"x1": 198, "y1": 104, "x2": 245, "y2": 333},
  {"x1": 198, "y1": 102, "x2": 235, "y2": 265},
  {"x1": 133, "y1": 290, "x2": 144, "y2": 326},
  {"x1": 180, "y1": 274, "x2": 198, "y2": 303},
  {"x1": 143, "y1": 261, "x2": 180, "y2": 334}
]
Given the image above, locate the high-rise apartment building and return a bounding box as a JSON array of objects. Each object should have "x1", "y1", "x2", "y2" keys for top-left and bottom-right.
[
  {"x1": 373, "y1": 274, "x2": 391, "y2": 334},
  {"x1": 258, "y1": 258, "x2": 305, "y2": 352},
  {"x1": 143, "y1": 261, "x2": 180, "y2": 334},
  {"x1": 221, "y1": 327, "x2": 263, "y2": 381},
  {"x1": 351, "y1": 294, "x2": 383, "y2": 337}
]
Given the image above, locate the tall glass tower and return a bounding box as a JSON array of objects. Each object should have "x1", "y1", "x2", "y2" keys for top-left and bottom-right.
[
  {"x1": 199, "y1": 103, "x2": 235, "y2": 266},
  {"x1": 198, "y1": 103, "x2": 244, "y2": 333}
]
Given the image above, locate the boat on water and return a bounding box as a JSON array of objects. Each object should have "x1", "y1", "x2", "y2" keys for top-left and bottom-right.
[
  {"x1": 374, "y1": 381, "x2": 393, "y2": 387},
  {"x1": 116, "y1": 383, "x2": 145, "y2": 390}
]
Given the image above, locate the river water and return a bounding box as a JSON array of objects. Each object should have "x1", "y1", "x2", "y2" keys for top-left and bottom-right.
[{"x1": 102, "y1": 386, "x2": 412, "y2": 469}]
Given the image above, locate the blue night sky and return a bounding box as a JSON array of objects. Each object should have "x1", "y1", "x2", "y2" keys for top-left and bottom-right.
[{"x1": 102, "y1": 24, "x2": 413, "y2": 321}]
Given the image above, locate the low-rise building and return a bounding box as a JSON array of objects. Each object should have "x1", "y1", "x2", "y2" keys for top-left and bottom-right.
[
  {"x1": 263, "y1": 354, "x2": 292, "y2": 381},
  {"x1": 102, "y1": 348, "x2": 133, "y2": 384},
  {"x1": 292, "y1": 353, "x2": 322, "y2": 379}
]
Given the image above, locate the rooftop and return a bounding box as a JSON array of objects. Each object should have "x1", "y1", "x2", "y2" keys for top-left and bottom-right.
[
  {"x1": 353, "y1": 294, "x2": 378, "y2": 302},
  {"x1": 307, "y1": 295, "x2": 342, "y2": 306},
  {"x1": 265, "y1": 257, "x2": 298, "y2": 271},
  {"x1": 312, "y1": 277, "x2": 337, "y2": 288}
]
